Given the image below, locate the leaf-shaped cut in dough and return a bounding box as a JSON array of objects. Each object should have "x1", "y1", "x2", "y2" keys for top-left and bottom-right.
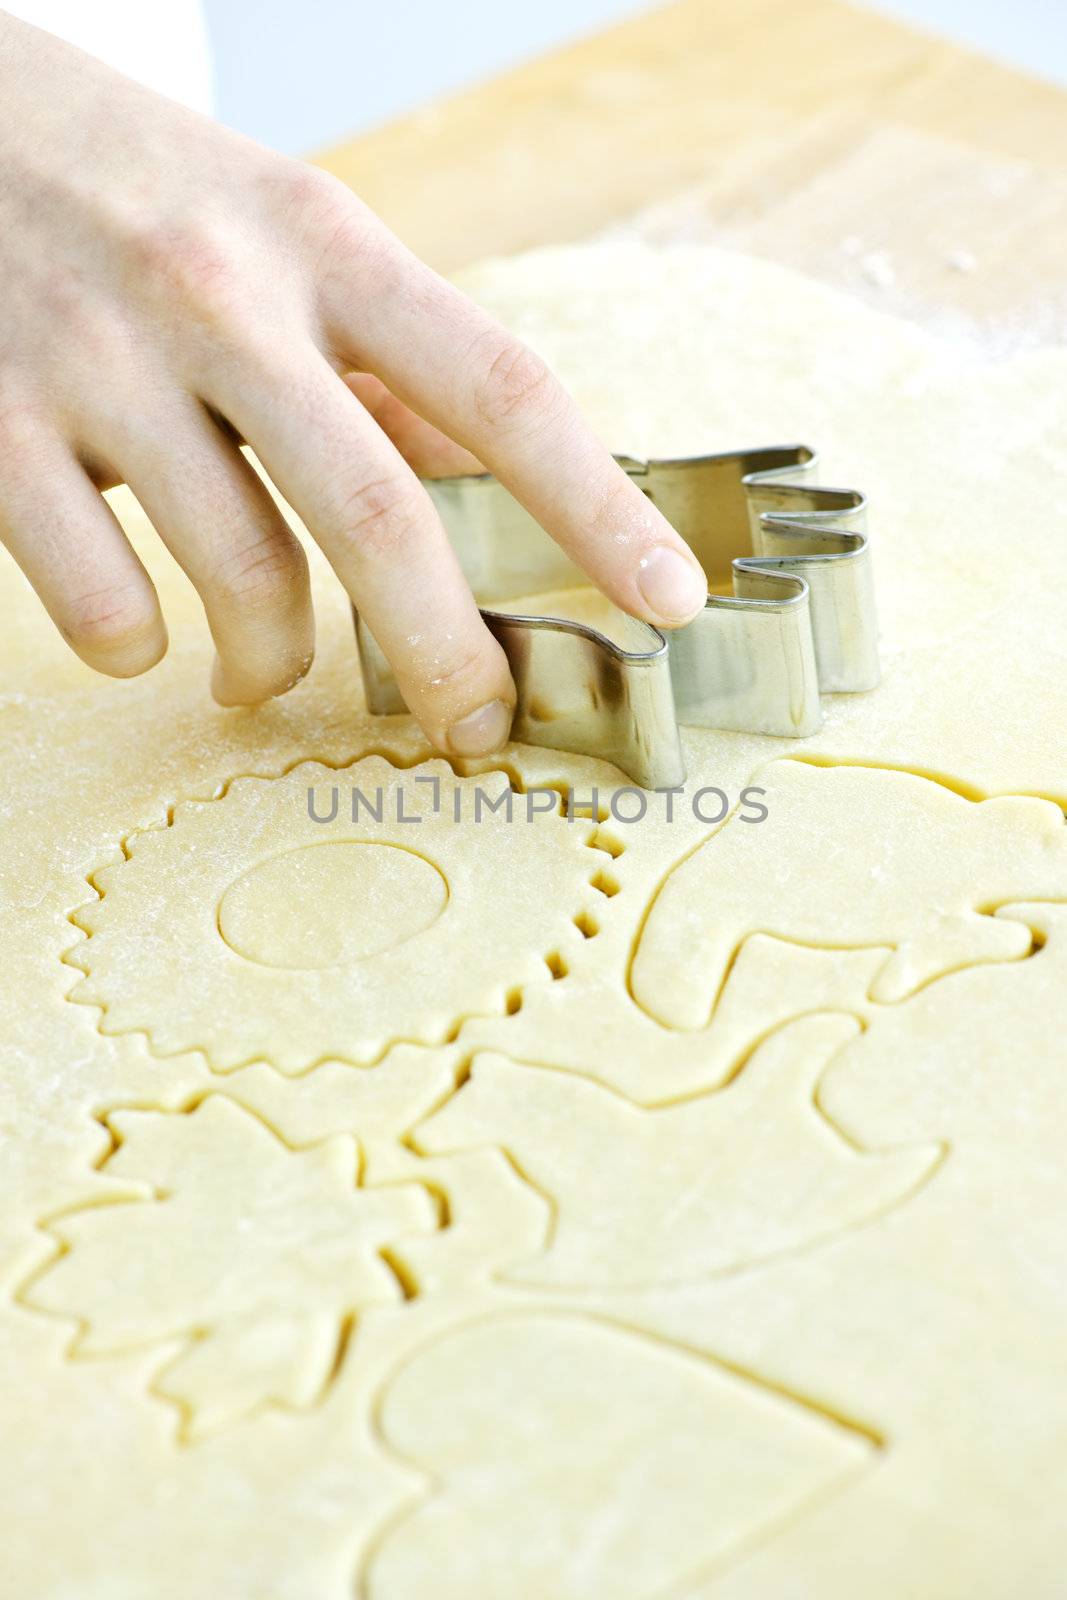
[{"x1": 24, "y1": 1096, "x2": 438, "y2": 1435}]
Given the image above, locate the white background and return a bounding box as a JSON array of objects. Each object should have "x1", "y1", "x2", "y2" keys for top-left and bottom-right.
[{"x1": 201, "y1": 0, "x2": 1067, "y2": 157}]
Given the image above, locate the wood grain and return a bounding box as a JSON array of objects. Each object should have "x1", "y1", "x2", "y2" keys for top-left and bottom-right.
[{"x1": 315, "y1": 0, "x2": 1066, "y2": 348}]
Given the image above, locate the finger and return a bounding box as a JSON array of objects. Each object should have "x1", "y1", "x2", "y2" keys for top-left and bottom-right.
[
  {"x1": 206, "y1": 350, "x2": 515, "y2": 755},
  {"x1": 115, "y1": 405, "x2": 315, "y2": 706},
  {"x1": 0, "y1": 426, "x2": 166, "y2": 678},
  {"x1": 320, "y1": 241, "x2": 708, "y2": 627},
  {"x1": 343, "y1": 373, "x2": 483, "y2": 477}
]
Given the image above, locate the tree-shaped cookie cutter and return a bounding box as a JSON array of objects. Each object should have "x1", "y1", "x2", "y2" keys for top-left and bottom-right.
[{"x1": 354, "y1": 446, "x2": 878, "y2": 788}]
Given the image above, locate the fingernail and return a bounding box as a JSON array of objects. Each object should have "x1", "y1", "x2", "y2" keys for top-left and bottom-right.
[
  {"x1": 636, "y1": 546, "x2": 707, "y2": 623},
  {"x1": 447, "y1": 698, "x2": 513, "y2": 757}
]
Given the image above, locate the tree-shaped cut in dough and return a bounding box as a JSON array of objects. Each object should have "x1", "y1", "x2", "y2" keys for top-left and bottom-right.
[
  {"x1": 631, "y1": 762, "x2": 1067, "y2": 1031},
  {"x1": 415, "y1": 1017, "x2": 942, "y2": 1289},
  {"x1": 22, "y1": 1096, "x2": 438, "y2": 1436},
  {"x1": 363, "y1": 1313, "x2": 874, "y2": 1600}
]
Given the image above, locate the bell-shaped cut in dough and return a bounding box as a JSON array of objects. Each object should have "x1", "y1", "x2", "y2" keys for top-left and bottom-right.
[
  {"x1": 631, "y1": 761, "x2": 1067, "y2": 1031},
  {"x1": 365, "y1": 1313, "x2": 874, "y2": 1600},
  {"x1": 416, "y1": 1017, "x2": 941, "y2": 1290}
]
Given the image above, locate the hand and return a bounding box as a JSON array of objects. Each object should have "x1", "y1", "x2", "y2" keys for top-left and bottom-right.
[{"x1": 0, "y1": 12, "x2": 708, "y2": 757}]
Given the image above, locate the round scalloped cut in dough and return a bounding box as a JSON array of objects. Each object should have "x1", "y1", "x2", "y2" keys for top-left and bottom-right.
[{"x1": 66, "y1": 755, "x2": 609, "y2": 1072}]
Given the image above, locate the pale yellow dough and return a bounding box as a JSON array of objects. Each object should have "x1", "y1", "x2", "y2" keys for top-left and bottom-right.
[
  {"x1": 1, "y1": 242, "x2": 1066, "y2": 1599},
  {"x1": 67, "y1": 758, "x2": 607, "y2": 1071}
]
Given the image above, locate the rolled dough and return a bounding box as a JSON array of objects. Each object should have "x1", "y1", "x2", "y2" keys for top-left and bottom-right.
[{"x1": 0, "y1": 241, "x2": 1065, "y2": 1598}]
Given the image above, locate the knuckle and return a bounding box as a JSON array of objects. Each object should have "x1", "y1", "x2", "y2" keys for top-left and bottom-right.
[
  {"x1": 588, "y1": 469, "x2": 638, "y2": 533},
  {"x1": 0, "y1": 388, "x2": 46, "y2": 459},
  {"x1": 127, "y1": 215, "x2": 252, "y2": 337},
  {"x1": 64, "y1": 586, "x2": 159, "y2": 658},
  {"x1": 210, "y1": 535, "x2": 308, "y2": 613},
  {"x1": 416, "y1": 639, "x2": 488, "y2": 700},
  {"x1": 34, "y1": 269, "x2": 123, "y2": 366},
  {"x1": 324, "y1": 219, "x2": 401, "y2": 308},
  {"x1": 282, "y1": 163, "x2": 356, "y2": 230},
  {"x1": 265, "y1": 159, "x2": 388, "y2": 284},
  {"x1": 474, "y1": 337, "x2": 556, "y2": 431},
  {"x1": 334, "y1": 473, "x2": 422, "y2": 562}
]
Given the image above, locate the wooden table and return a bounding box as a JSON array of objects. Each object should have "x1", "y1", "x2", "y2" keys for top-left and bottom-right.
[{"x1": 317, "y1": 0, "x2": 1067, "y2": 351}]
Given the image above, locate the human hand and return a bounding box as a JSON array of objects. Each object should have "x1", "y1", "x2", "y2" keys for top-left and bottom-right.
[{"x1": 0, "y1": 11, "x2": 708, "y2": 757}]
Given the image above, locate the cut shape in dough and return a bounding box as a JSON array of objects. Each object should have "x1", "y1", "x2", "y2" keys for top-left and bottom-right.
[
  {"x1": 416, "y1": 1017, "x2": 942, "y2": 1290},
  {"x1": 364, "y1": 1313, "x2": 874, "y2": 1600},
  {"x1": 65, "y1": 756, "x2": 614, "y2": 1072},
  {"x1": 631, "y1": 761, "x2": 1066, "y2": 1031},
  {"x1": 463, "y1": 932, "x2": 891, "y2": 1104},
  {"x1": 214, "y1": 1042, "x2": 462, "y2": 1149},
  {"x1": 218, "y1": 841, "x2": 449, "y2": 967},
  {"x1": 363, "y1": 1143, "x2": 552, "y2": 1295},
  {"x1": 671, "y1": 904, "x2": 1067, "y2": 1600},
  {"x1": 819, "y1": 901, "x2": 1067, "y2": 1152},
  {"x1": 21, "y1": 1095, "x2": 439, "y2": 1437},
  {"x1": 2, "y1": 239, "x2": 1067, "y2": 1598}
]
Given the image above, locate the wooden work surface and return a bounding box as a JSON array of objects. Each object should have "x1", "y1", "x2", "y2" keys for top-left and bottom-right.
[{"x1": 316, "y1": 0, "x2": 1067, "y2": 351}]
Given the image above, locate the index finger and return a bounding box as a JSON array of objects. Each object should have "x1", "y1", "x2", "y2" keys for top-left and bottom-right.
[{"x1": 320, "y1": 230, "x2": 709, "y2": 629}]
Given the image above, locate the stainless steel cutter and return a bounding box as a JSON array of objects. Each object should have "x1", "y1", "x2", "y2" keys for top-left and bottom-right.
[{"x1": 354, "y1": 445, "x2": 878, "y2": 788}]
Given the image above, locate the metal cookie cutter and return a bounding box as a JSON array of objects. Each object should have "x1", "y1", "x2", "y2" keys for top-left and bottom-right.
[{"x1": 354, "y1": 445, "x2": 878, "y2": 788}]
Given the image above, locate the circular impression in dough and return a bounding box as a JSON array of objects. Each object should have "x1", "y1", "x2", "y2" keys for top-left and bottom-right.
[
  {"x1": 218, "y1": 841, "x2": 449, "y2": 968},
  {"x1": 66, "y1": 755, "x2": 609, "y2": 1073}
]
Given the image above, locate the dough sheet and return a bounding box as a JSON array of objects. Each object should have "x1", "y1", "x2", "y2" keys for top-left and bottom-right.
[{"x1": 1, "y1": 242, "x2": 1065, "y2": 1598}]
